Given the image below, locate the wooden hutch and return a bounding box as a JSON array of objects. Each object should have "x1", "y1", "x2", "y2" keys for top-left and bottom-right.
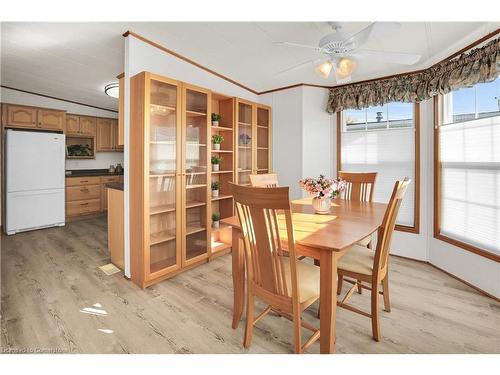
[{"x1": 129, "y1": 71, "x2": 272, "y2": 288}]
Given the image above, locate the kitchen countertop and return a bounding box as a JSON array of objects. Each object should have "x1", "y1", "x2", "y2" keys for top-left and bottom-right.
[
  {"x1": 65, "y1": 169, "x2": 123, "y2": 177},
  {"x1": 106, "y1": 182, "x2": 124, "y2": 191}
]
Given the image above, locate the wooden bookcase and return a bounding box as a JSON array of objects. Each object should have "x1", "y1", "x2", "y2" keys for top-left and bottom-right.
[
  {"x1": 210, "y1": 93, "x2": 235, "y2": 258},
  {"x1": 130, "y1": 71, "x2": 270, "y2": 288},
  {"x1": 235, "y1": 99, "x2": 272, "y2": 185}
]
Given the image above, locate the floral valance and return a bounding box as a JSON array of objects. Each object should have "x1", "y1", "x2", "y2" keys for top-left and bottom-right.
[{"x1": 326, "y1": 37, "x2": 500, "y2": 114}]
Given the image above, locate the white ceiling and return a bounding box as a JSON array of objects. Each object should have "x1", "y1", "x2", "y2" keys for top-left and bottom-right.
[{"x1": 1, "y1": 22, "x2": 498, "y2": 111}]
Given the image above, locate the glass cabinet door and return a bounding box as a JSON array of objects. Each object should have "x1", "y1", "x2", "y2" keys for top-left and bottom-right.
[
  {"x1": 256, "y1": 106, "x2": 270, "y2": 174},
  {"x1": 183, "y1": 86, "x2": 210, "y2": 264},
  {"x1": 148, "y1": 78, "x2": 181, "y2": 276},
  {"x1": 237, "y1": 101, "x2": 254, "y2": 185}
]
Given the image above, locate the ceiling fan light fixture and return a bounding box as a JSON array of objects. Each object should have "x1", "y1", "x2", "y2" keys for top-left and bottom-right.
[
  {"x1": 337, "y1": 57, "x2": 357, "y2": 78},
  {"x1": 315, "y1": 60, "x2": 333, "y2": 78}
]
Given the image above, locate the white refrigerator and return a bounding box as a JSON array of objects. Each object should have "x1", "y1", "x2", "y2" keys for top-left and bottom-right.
[{"x1": 5, "y1": 130, "x2": 66, "y2": 235}]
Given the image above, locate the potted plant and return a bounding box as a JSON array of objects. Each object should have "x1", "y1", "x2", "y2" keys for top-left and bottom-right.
[
  {"x1": 211, "y1": 181, "x2": 220, "y2": 197},
  {"x1": 211, "y1": 113, "x2": 222, "y2": 127},
  {"x1": 212, "y1": 212, "x2": 221, "y2": 229},
  {"x1": 211, "y1": 134, "x2": 224, "y2": 151},
  {"x1": 211, "y1": 155, "x2": 222, "y2": 171},
  {"x1": 299, "y1": 174, "x2": 346, "y2": 214}
]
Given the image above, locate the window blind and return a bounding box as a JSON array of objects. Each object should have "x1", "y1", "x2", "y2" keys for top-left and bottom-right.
[
  {"x1": 341, "y1": 128, "x2": 415, "y2": 227},
  {"x1": 439, "y1": 116, "x2": 500, "y2": 255}
]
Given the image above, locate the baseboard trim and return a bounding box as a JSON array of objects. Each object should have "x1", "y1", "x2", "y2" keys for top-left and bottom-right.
[{"x1": 390, "y1": 253, "x2": 500, "y2": 303}]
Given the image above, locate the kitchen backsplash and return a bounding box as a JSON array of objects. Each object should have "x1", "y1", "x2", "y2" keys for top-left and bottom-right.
[{"x1": 65, "y1": 152, "x2": 124, "y2": 170}]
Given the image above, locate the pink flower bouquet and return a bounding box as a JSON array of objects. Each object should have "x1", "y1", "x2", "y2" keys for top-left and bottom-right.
[{"x1": 299, "y1": 174, "x2": 346, "y2": 199}]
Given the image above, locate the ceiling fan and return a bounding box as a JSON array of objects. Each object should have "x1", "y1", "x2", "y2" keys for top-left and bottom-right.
[{"x1": 275, "y1": 22, "x2": 421, "y2": 83}]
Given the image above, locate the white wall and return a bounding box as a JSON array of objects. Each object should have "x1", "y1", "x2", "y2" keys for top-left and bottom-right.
[
  {"x1": 301, "y1": 87, "x2": 334, "y2": 183},
  {"x1": 261, "y1": 86, "x2": 334, "y2": 200},
  {"x1": 127, "y1": 36, "x2": 259, "y2": 102},
  {"x1": 66, "y1": 152, "x2": 124, "y2": 170},
  {"x1": 261, "y1": 87, "x2": 303, "y2": 199},
  {"x1": 0, "y1": 87, "x2": 123, "y2": 171}
]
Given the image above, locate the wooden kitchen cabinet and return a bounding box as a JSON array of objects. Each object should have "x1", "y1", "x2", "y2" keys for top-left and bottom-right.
[
  {"x1": 112, "y1": 120, "x2": 123, "y2": 151},
  {"x1": 37, "y1": 109, "x2": 65, "y2": 131},
  {"x1": 67, "y1": 115, "x2": 96, "y2": 136},
  {"x1": 66, "y1": 177, "x2": 102, "y2": 217},
  {"x1": 80, "y1": 116, "x2": 97, "y2": 136},
  {"x1": 66, "y1": 115, "x2": 80, "y2": 135},
  {"x1": 101, "y1": 175, "x2": 120, "y2": 211},
  {"x1": 65, "y1": 175, "x2": 123, "y2": 218},
  {"x1": 5, "y1": 105, "x2": 37, "y2": 128},
  {"x1": 97, "y1": 118, "x2": 114, "y2": 151}
]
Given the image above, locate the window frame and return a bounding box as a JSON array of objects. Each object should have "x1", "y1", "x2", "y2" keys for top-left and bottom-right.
[
  {"x1": 337, "y1": 102, "x2": 420, "y2": 234},
  {"x1": 433, "y1": 96, "x2": 500, "y2": 262}
]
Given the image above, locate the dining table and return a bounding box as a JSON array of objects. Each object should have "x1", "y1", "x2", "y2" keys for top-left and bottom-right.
[{"x1": 221, "y1": 197, "x2": 388, "y2": 354}]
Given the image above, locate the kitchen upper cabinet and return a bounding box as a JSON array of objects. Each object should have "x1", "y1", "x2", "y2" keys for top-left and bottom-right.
[
  {"x1": 37, "y1": 109, "x2": 65, "y2": 131},
  {"x1": 66, "y1": 115, "x2": 80, "y2": 135},
  {"x1": 112, "y1": 120, "x2": 123, "y2": 151},
  {"x1": 5, "y1": 105, "x2": 37, "y2": 129},
  {"x1": 96, "y1": 118, "x2": 122, "y2": 152},
  {"x1": 80, "y1": 116, "x2": 97, "y2": 136},
  {"x1": 66, "y1": 115, "x2": 97, "y2": 137},
  {"x1": 97, "y1": 118, "x2": 114, "y2": 151}
]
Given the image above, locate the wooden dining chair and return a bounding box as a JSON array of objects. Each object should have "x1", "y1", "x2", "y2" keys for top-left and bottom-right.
[
  {"x1": 336, "y1": 178, "x2": 411, "y2": 341},
  {"x1": 229, "y1": 183, "x2": 321, "y2": 354},
  {"x1": 339, "y1": 171, "x2": 378, "y2": 248},
  {"x1": 249, "y1": 173, "x2": 306, "y2": 261},
  {"x1": 338, "y1": 171, "x2": 377, "y2": 203},
  {"x1": 249, "y1": 173, "x2": 279, "y2": 187}
]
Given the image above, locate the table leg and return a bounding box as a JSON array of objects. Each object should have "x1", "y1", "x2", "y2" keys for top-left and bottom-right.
[
  {"x1": 231, "y1": 228, "x2": 245, "y2": 329},
  {"x1": 320, "y1": 250, "x2": 338, "y2": 354}
]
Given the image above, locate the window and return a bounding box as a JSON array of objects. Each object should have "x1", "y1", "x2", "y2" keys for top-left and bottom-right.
[
  {"x1": 344, "y1": 102, "x2": 414, "y2": 132},
  {"x1": 339, "y1": 102, "x2": 419, "y2": 231},
  {"x1": 436, "y1": 77, "x2": 500, "y2": 259}
]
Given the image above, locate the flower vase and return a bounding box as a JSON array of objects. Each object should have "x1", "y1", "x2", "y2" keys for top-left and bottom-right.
[
  {"x1": 213, "y1": 164, "x2": 220, "y2": 171},
  {"x1": 212, "y1": 121, "x2": 219, "y2": 127},
  {"x1": 312, "y1": 197, "x2": 331, "y2": 214},
  {"x1": 214, "y1": 143, "x2": 221, "y2": 151},
  {"x1": 213, "y1": 221, "x2": 220, "y2": 229},
  {"x1": 212, "y1": 189, "x2": 219, "y2": 197}
]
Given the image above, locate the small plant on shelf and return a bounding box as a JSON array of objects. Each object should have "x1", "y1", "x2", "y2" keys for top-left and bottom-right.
[
  {"x1": 211, "y1": 134, "x2": 224, "y2": 151},
  {"x1": 211, "y1": 113, "x2": 222, "y2": 127},
  {"x1": 211, "y1": 155, "x2": 223, "y2": 171},
  {"x1": 211, "y1": 181, "x2": 220, "y2": 197},
  {"x1": 212, "y1": 212, "x2": 221, "y2": 229}
]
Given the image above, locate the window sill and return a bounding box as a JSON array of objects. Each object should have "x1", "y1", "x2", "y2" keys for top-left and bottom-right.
[
  {"x1": 395, "y1": 224, "x2": 419, "y2": 234},
  {"x1": 434, "y1": 233, "x2": 500, "y2": 263}
]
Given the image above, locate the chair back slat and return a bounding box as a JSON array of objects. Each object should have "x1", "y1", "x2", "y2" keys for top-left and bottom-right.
[
  {"x1": 339, "y1": 171, "x2": 377, "y2": 202},
  {"x1": 230, "y1": 183, "x2": 298, "y2": 302},
  {"x1": 249, "y1": 173, "x2": 279, "y2": 188},
  {"x1": 373, "y1": 178, "x2": 411, "y2": 277}
]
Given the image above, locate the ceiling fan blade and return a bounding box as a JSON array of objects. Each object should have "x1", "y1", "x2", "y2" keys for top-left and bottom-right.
[
  {"x1": 274, "y1": 41, "x2": 324, "y2": 52},
  {"x1": 344, "y1": 22, "x2": 401, "y2": 49},
  {"x1": 275, "y1": 58, "x2": 319, "y2": 76},
  {"x1": 353, "y1": 49, "x2": 421, "y2": 65}
]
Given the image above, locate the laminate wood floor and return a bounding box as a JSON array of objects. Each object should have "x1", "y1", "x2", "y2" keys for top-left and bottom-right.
[{"x1": 1, "y1": 217, "x2": 499, "y2": 354}]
